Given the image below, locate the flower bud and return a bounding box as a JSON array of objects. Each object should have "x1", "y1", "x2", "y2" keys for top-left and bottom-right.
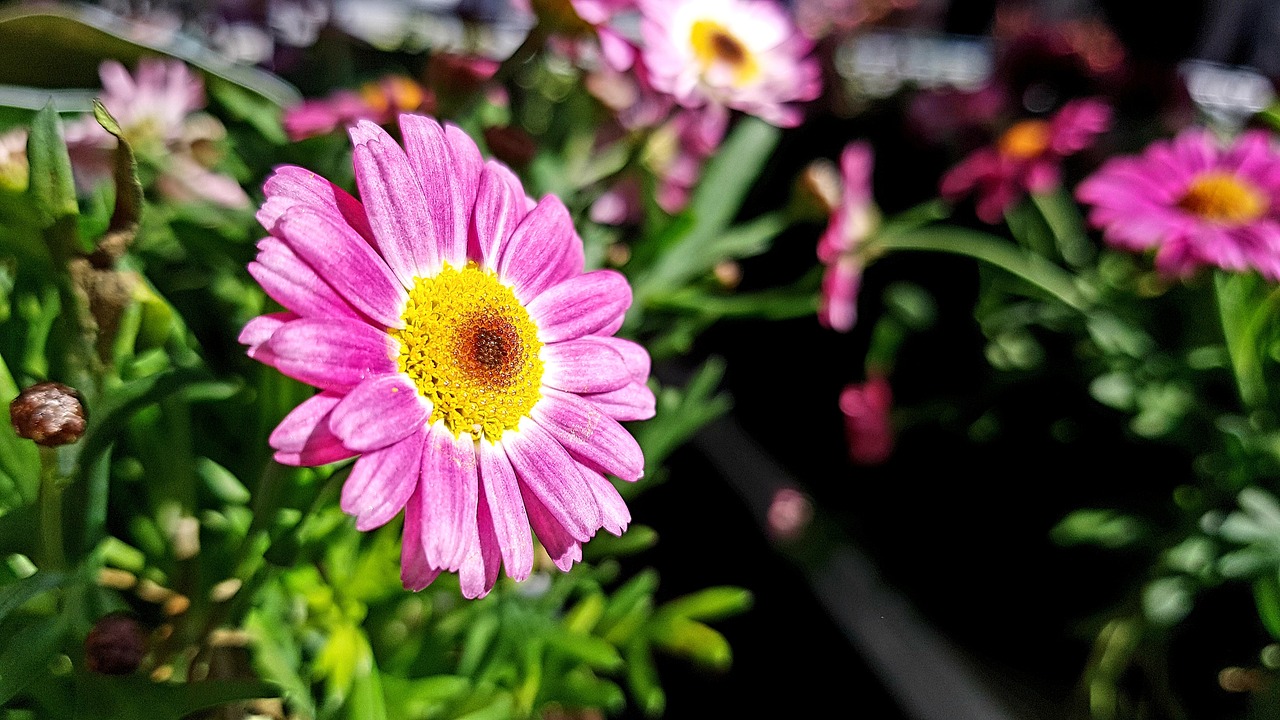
[
  {"x1": 84, "y1": 613, "x2": 146, "y2": 675},
  {"x1": 9, "y1": 381, "x2": 86, "y2": 447}
]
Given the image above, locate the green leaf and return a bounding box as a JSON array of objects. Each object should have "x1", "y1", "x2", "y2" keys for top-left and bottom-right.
[
  {"x1": 72, "y1": 673, "x2": 277, "y2": 720},
  {"x1": 0, "y1": 570, "x2": 65, "y2": 625},
  {"x1": 0, "y1": 615, "x2": 66, "y2": 705},
  {"x1": 206, "y1": 76, "x2": 288, "y2": 145},
  {"x1": 1215, "y1": 271, "x2": 1276, "y2": 410},
  {"x1": 91, "y1": 100, "x2": 142, "y2": 236},
  {"x1": 646, "y1": 615, "x2": 732, "y2": 671},
  {"x1": 25, "y1": 103, "x2": 78, "y2": 233},
  {"x1": 0, "y1": 351, "x2": 40, "y2": 512},
  {"x1": 1255, "y1": 575, "x2": 1280, "y2": 641},
  {"x1": 624, "y1": 640, "x2": 664, "y2": 718},
  {"x1": 654, "y1": 586, "x2": 753, "y2": 623},
  {"x1": 544, "y1": 631, "x2": 624, "y2": 672}
]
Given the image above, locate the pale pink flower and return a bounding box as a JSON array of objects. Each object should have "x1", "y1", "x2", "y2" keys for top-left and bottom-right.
[
  {"x1": 638, "y1": 0, "x2": 821, "y2": 127},
  {"x1": 241, "y1": 114, "x2": 654, "y2": 598},
  {"x1": 839, "y1": 375, "x2": 893, "y2": 465},
  {"x1": 1076, "y1": 128, "x2": 1280, "y2": 281},
  {"x1": 816, "y1": 141, "x2": 876, "y2": 333},
  {"x1": 65, "y1": 58, "x2": 250, "y2": 208},
  {"x1": 0, "y1": 127, "x2": 28, "y2": 192},
  {"x1": 940, "y1": 98, "x2": 1111, "y2": 224}
]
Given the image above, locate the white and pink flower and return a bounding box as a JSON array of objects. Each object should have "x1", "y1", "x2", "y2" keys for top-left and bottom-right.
[{"x1": 638, "y1": 0, "x2": 821, "y2": 128}]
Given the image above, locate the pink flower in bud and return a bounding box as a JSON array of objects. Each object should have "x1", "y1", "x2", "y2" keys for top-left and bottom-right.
[
  {"x1": 839, "y1": 375, "x2": 893, "y2": 465},
  {"x1": 816, "y1": 141, "x2": 876, "y2": 333}
]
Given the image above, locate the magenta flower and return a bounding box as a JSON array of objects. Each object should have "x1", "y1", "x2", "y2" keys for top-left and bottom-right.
[
  {"x1": 940, "y1": 98, "x2": 1111, "y2": 224},
  {"x1": 638, "y1": 0, "x2": 821, "y2": 127},
  {"x1": 1076, "y1": 128, "x2": 1280, "y2": 281},
  {"x1": 241, "y1": 114, "x2": 655, "y2": 597},
  {"x1": 283, "y1": 76, "x2": 435, "y2": 141},
  {"x1": 839, "y1": 375, "x2": 893, "y2": 465},
  {"x1": 816, "y1": 142, "x2": 876, "y2": 333}
]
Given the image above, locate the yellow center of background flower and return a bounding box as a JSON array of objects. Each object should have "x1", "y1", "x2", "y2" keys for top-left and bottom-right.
[
  {"x1": 390, "y1": 263, "x2": 543, "y2": 440},
  {"x1": 1177, "y1": 172, "x2": 1268, "y2": 224},
  {"x1": 998, "y1": 120, "x2": 1051, "y2": 160},
  {"x1": 690, "y1": 20, "x2": 759, "y2": 85}
]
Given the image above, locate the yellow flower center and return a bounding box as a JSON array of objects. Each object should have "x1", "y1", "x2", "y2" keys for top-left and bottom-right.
[
  {"x1": 390, "y1": 263, "x2": 543, "y2": 440},
  {"x1": 690, "y1": 20, "x2": 759, "y2": 85},
  {"x1": 1177, "y1": 172, "x2": 1268, "y2": 224},
  {"x1": 998, "y1": 120, "x2": 1051, "y2": 160}
]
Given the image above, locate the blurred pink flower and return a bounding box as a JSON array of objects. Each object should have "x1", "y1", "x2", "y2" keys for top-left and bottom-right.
[
  {"x1": 64, "y1": 58, "x2": 249, "y2": 209},
  {"x1": 839, "y1": 375, "x2": 893, "y2": 465},
  {"x1": 1076, "y1": 128, "x2": 1280, "y2": 281},
  {"x1": 816, "y1": 141, "x2": 876, "y2": 332},
  {"x1": 941, "y1": 98, "x2": 1110, "y2": 223},
  {"x1": 638, "y1": 0, "x2": 821, "y2": 127},
  {"x1": 283, "y1": 75, "x2": 435, "y2": 141},
  {"x1": 766, "y1": 487, "x2": 812, "y2": 542},
  {"x1": 242, "y1": 114, "x2": 654, "y2": 597}
]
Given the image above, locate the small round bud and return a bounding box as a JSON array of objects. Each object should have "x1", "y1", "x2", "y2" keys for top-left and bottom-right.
[
  {"x1": 9, "y1": 382, "x2": 86, "y2": 447},
  {"x1": 84, "y1": 613, "x2": 146, "y2": 675}
]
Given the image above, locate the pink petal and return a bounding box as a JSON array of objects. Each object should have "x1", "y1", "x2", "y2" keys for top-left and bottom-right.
[
  {"x1": 458, "y1": 487, "x2": 502, "y2": 599},
  {"x1": 472, "y1": 161, "x2": 527, "y2": 269},
  {"x1": 496, "y1": 194, "x2": 584, "y2": 303},
  {"x1": 349, "y1": 120, "x2": 439, "y2": 284},
  {"x1": 267, "y1": 317, "x2": 397, "y2": 392},
  {"x1": 527, "y1": 270, "x2": 632, "y2": 344},
  {"x1": 340, "y1": 430, "x2": 424, "y2": 530},
  {"x1": 504, "y1": 418, "x2": 601, "y2": 541},
  {"x1": 588, "y1": 336, "x2": 651, "y2": 384},
  {"x1": 541, "y1": 338, "x2": 631, "y2": 394},
  {"x1": 275, "y1": 208, "x2": 408, "y2": 328},
  {"x1": 581, "y1": 468, "x2": 630, "y2": 536},
  {"x1": 239, "y1": 311, "x2": 296, "y2": 365},
  {"x1": 401, "y1": 488, "x2": 443, "y2": 591},
  {"x1": 260, "y1": 165, "x2": 375, "y2": 242},
  {"x1": 269, "y1": 391, "x2": 358, "y2": 466},
  {"x1": 583, "y1": 382, "x2": 656, "y2": 422},
  {"x1": 420, "y1": 425, "x2": 480, "y2": 571},
  {"x1": 533, "y1": 391, "x2": 644, "y2": 481},
  {"x1": 520, "y1": 485, "x2": 584, "y2": 572},
  {"x1": 399, "y1": 115, "x2": 483, "y2": 269},
  {"x1": 249, "y1": 237, "x2": 361, "y2": 320},
  {"x1": 329, "y1": 373, "x2": 431, "y2": 452},
  {"x1": 478, "y1": 440, "x2": 534, "y2": 582}
]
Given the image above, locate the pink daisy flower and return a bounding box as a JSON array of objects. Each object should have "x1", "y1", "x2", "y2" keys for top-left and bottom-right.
[
  {"x1": 816, "y1": 141, "x2": 876, "y2": 333},
  {"x1": 940, "y1": 98, "x2": 1111, "y2": 224},
  {"x1": 240, "y1": 114, "x2": 655, "y2": 598},
  {"x1": 1076, "y1": 128, "x2": 1280, "y2": 281},
  {"x1": 638, "y1": 0, "x2": 821, "y2": 127}
]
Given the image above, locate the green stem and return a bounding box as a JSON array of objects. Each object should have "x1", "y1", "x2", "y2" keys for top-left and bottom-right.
[
  {"x1": 38, "y1": 446, "x2": 65, "y2": 571},
  {"x1": 874, "y1": 227, "x2": 1090, "y2": 313}
]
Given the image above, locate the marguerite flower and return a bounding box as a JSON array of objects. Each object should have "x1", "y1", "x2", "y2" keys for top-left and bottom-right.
[
  {"x1": 1076, "y1": 128, "x2": 1280, "y2": 281},
  {"x1": 241, "y1": 114, "x2": 655, "y2": 598},
  {"x1": 815, "y1": 141, "x2": 877, "y2": 332},
  {"x1": 638, "y1": 0, "x2": 821, "y2": 127},
  {"x1": 941, "y1": 98, "x2": 1110, "y2": 223}
]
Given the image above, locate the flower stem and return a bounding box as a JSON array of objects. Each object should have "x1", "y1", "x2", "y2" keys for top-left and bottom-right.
[
  {"x1": 38, "y1": 446, "x2": 66, "y2": 571},
  {"x1": 874, "y1": 227, "x2": 1090, "y2": 313}
]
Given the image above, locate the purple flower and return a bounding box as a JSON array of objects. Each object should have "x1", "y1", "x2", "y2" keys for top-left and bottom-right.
[
  {"x1": 940, "y1": 97, "x2": 1111, "y2": 224},
  {"x1": 1076, "y1": 128, "x2": 1280, "y2": 281},
  {"x1": 638, "y1": 0, "x2": 821, "y2": 127},
  {"x1": 816, "y1": 142, "x2": 876, "y2": 332},
  {"x1": 241, "y1": 114, "x2": 655, "y2": 598}
]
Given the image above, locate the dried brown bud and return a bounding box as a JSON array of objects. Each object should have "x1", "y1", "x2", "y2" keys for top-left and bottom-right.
[
  {"x1": 10, "y1": 381, "x2": 86, "y2": 447},
  {"x1": 84, "y1": 613, "x2": 146, "y2": 675}
]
